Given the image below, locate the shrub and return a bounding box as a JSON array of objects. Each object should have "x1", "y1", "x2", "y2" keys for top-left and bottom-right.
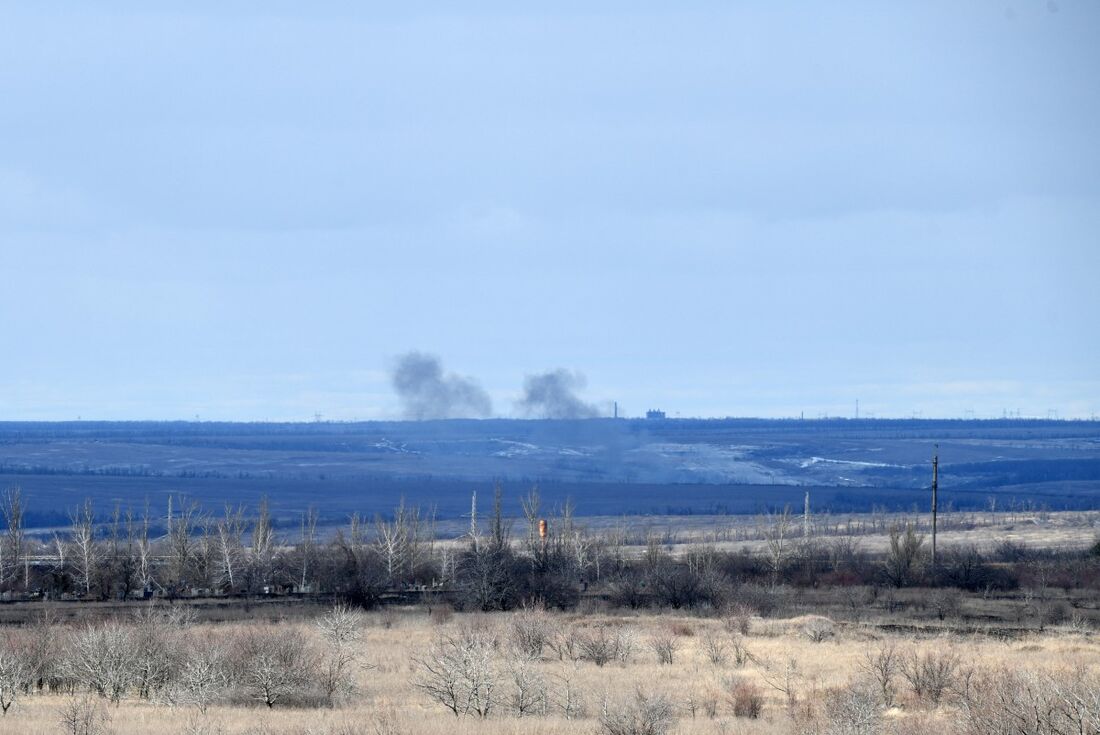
[
  {"x1": 858, "y1": 643, "x2": 899, "y2": 707},
  {"x1": 413, "y1": 627, "x2": 499, "y2": 718},
  {"x1": 700, "y1": 630, "x2": 728, "y2": 666},
  {"x1": 900, "y1": 650, "x2": 958, "y2": 706},
  {"x1": 580, "y1": 625, "x2": 635, "y2": 666},
  {"x1": 958, "y1": 666, "x2": 1100, "y2": 735},
  {"x1": 599, "y1": 689, "x2": 676, "y2": 735},
  {"x1": 509, "y1": 606, "x2": 553, "y2": 659},
  {"x1": 821, "y1": 683, "x2": 881, "y2": 735},
  {"x1": 726, "y1": 677, "x2": 764, "y2": 719},
  {"x1": 232, "y1": 627, "x2": 315, "y2": 709},
  {"x1": 723, "y1": 603, "x2": 756, "y2": 635},
  {"x1": 801, "y1": 617, "x2": 835, "y2": 643},
  {"x1": 57, "y1": 695, "x2": 111, "y2": 735},
  {"x1": 648, "y1": 631, "x2": 678, "y2": 665}
]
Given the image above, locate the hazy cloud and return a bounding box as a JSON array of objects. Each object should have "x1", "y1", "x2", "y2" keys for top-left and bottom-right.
[
  {"x1": 391, "y1": 352, "x2": 492, "y2": 420},
  {"x1": 518, "y1": 369, "x2": 600, "y2": 419}
]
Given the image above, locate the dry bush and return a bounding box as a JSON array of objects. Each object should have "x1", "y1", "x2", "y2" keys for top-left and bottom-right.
[
  {"x1": 550, "y1": 665, "x2": 587, "y2": 719},
  {"x1": 0, "y1": 632, "x2": 28, "y2": 715},
  {"x1": 648, "y1": 630, "x2": 679, "y2": 665},
  {"x1": 316, "y1": 604, "x2": 366, "y2": 706},
  {"x1": 64, "y1": 621, "x2": 142, "y2": 704},
  {"x1": 579, "y1": 626, "x2": 617, "y2": 666},
  {"x1": 549, "y1": 626, "x2": 583, "y2": 664},
  {"x1": 172, "y1": 633, "x2": 229, "y2": 713},
  {"x1": 700, "y1": 629, "x2": 729, "y2": 666},
  {"x1": 722, "y1": 603, "x2": 756, "y2": 636},
  {"x1": 366, "y1": 708, "x2": 405, "y2": 735},
  {"x1": 429, "y1": 604, "x2": 454, "y2": 626},
  {"x1": 614, "y1": 627, "x2": 637, "y2": 663},
  {"x1": 509, "y1": 606, "x2": 553, "y2": 659},
  {"x1": 57, "y1": 695, "x2": 111, "y2": 735},
  {"x1": 506, "y1": 651, "x2": 548, "y2": 717},
  {"x1": 599, "y1": 688, "x2": 676, "y2": 735},
  {"x1": 725, "y1": 676, "x2": 764, "y2": 719},
  {"x1": 731, "y1": 636, "x2": 752, "y2": 667},
  {"x1": 957, "y1": 666, "x2": 1100, "y2": 735},
  {"x1": 670, "y1": 622, "x2": 695, "y2": 637},
  {"x1": 900, "y1": 649, "x2": 958, "y2": 706},
  {"x1": 413, "y1": 626, "x2": 500, "y2": 718},
  {"x1": 858, "y1": 643, "x2": 899, "y2": 707},
  {"x1": 928, "y1": 589, "x2": 962, "y2": 621},
  {"x1": 232, "y1": 627, "x2": 316, "y2": 708},
  {"x1": 759, "y1": 656, "x2": 801, "y2": 707},
  {"x1": 801, "y1": 617, "x2": 836, "y2": 643},
  {"x1": 818, "y1": 683, "x2": 881, "y2": 735},
  {"x1": 684, "y1": 687, "x2": 720, "y2": 719},
  {"x1": 580, "y1": 624, "x2": 635, "y2": 666}
]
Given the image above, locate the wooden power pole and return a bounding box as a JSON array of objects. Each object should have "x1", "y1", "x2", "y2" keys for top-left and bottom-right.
[{"x1": 931, "y1": 445, "x2": 939, "y2": 570}]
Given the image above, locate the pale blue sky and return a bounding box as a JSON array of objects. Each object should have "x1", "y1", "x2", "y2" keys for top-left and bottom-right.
[{"x1": 1, "y1": 2, "x2": 1098, "y2": 421}]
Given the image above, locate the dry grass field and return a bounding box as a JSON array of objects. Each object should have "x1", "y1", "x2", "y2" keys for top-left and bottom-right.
[{"x1": 3, "y1": 605, "x2": 1098, "y2": 735}]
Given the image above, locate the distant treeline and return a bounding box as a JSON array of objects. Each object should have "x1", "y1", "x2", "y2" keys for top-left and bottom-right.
[{"x1": 1, "y1": 486, "x2": 1098, "y2": 614}]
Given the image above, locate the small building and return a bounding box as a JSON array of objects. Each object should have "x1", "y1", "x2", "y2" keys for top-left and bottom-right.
[{"x1": 646, "y1": 409, "x2": 667, "y2": 420}]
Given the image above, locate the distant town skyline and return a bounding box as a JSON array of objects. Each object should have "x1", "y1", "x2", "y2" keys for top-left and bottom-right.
[{"x1": 1, "y1": 3, "x2": 1097, "y2": 421}]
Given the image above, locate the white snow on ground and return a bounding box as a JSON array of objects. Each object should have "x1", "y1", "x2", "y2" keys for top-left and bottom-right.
[
  {"x1": 490, "y1": 439, "x2": 539, "y2": 457},
  {"x1": 799, "y1": 456, "x2": 900, "y2": 469}
]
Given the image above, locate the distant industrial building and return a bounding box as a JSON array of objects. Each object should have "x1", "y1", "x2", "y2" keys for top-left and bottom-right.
[{"x1": 646, "y1": 409, "x2": 667, "y2": 420}]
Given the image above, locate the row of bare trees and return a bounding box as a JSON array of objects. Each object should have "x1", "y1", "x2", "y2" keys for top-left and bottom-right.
[
  {"x1": 0, "y1": 605, "x2": 364, "y2": 716},
  {"x1": 4, "y1": 486, "x2": 1098, "y2": 612}
]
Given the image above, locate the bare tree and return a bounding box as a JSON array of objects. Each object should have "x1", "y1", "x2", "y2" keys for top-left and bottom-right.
[
  {"x1": 233, "y1": 627, "x2": 314, "y2": 708},
  {"x1": 900, "y1": 649, "x2": 958, "y2": 705},
  {"x1": 551, "y1": 665, "x2": 586, "y2": 719},
  {"x1": 758, "y1": 656, "x2": 801, "y2": 707},
  {"x1": 166, "y1": 496, "x2": 200, "y2": 592},
  {"x1": 648, "y1": 630, "x2": 679, "y2": 665},
  {"x1": 134, "y1": 501, "x2": 155, "y2": 593},
  {"x1": 521, "y1": 485, "x2": 541, "y2": 548},
  {"x1": 1, "y1": 487, "x2": 25, "y2": 593},
  {"x1": 315, "y1": 603, "x2": 365, "y2": 707},
  {"x1": 509, "y1": 605, "x2": 554, "y2": 659},
  {"x1": 759, "y1": 506, "x2": 794, "y2": 586},
  {"x1": 297, "y1": 506, "x2": 319, "y2": 591},
  {"x1": 57, "y1": 695, "x2": 111, "y2": 735},
  {"x1": 216, "y1": 504, "x2": 245, "y2": 593},
  {"x1": 130, "y1": 609, "x2": 186, "y2": 700},
  {"x1": 174, "y1": 634, "x2": 227, "y2": 714},
  {"x1": 65, "y1": 621, "x2": 141, "y2": 704},
  {"x1": 375, "y1": 499, "x2": 422, "y2": 585},
  {"x1": 858, "y1": 643, "x2": 899, "y2": 707},
  {"x1": 0, "y1": 632, "x2": 28, "y2": 714},
  {"x1": 249, "y1": 497, "x2": 276, "y2": 591},
  {"x1": 507, "y1": 651, "x2": 548, "y2": 717},
  {"x1": 884, "y1": 523, "x2": 925, "y2": 588},
  {"x1": 69, "y1": 499, "x2": 99, "y2": 598},
  {"x1": 413, "y1": 627, "x2": 499, "y2": 718}
]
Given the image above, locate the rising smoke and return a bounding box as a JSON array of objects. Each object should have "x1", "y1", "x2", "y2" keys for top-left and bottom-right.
[
  {"x1": 518, "y1": 369, "x2": 601, "y2": 419},
  {"x1": 391, "y1": 352, "x2": 493, "y2": 420}
]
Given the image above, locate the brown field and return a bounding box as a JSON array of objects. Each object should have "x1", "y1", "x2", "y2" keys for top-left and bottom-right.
[{"x1": 4, "y1": 605, "x2": 1099, "y2": 735}]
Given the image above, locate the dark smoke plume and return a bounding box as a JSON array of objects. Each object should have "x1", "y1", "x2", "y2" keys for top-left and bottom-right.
[
  {"x1": 392, "y1": 352, "x2": 493, "y2": 420},
  {"x1": 518, "y1": 369, "x2": 600, "y2": 419}
]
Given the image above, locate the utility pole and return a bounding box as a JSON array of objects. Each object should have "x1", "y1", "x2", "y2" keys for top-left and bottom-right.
[
  {"x1": 469, "y1": 490, "x2": 478, "y2": 544},
  {"x1": 803, "y1": 491, "x2": 811, "y2": 537},
  {"x1": 931, "y1": 445, "x2": 939, "y2": 571}
]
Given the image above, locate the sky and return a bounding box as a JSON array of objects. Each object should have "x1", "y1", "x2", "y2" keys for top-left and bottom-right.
[{"x1": 1, "y1": 2, "x2": 1098, "y2": 422}]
